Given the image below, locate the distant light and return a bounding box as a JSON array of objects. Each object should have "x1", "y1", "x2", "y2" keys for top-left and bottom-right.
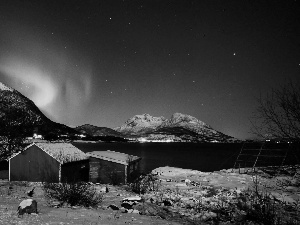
[
  {"x1": 139, "y1": 138, "x2": 147, "y2": 142},
  {"x1": 233, "y1": 53, "x2": 236, "y2": 56}
]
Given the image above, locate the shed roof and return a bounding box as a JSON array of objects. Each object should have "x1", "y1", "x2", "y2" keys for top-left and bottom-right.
[
  {"x1": 86, "y1": 150, "x2": 141, "y2": 165},
  {"x1": 9, "y1": 142, "x2": 88, "y2": 164}
]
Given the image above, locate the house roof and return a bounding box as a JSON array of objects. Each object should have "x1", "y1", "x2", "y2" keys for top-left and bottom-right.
[
  {"x1": 9, "y1": 142, "x2": 88, "y2": 164},
  {"x1": 86, "y1": 150, "x2": 141, "y2": 165}
]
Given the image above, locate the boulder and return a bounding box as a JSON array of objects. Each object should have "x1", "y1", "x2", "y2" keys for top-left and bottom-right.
[
  {"x1": 122, "y1": 196, "x2": 142, "y2": 203},
  {"x1": 27, "y1": 187, "x2": 35, "y2": 197},
  {"x1": 17, "y1": 199, "x2": 37, "y2": 217},
  {"x1": 51, "y1": 201, "x2": 62, "y2": 208},
  {"x1": 100, "y1": 186, "x2": 109, "y2": 193},
  {"x1": 121, "y1": 201, "x2": 134, "y2": 209},
  {"x1": 107, "y1": 204, "x2": 119, "y2": 210},
  {"x1": 126, "y1": 209, "x2": 140, "y2": 214},
  {"x1": 185, "y1": 179, "x2": 191, "y2": 185},
  {"x1": 163, "y1": 199, "x2": 172, "y2": 206}
]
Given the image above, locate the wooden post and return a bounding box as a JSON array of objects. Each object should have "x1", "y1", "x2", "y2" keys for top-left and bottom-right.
[
  {"x1": 124, "y1": 165, "x2": 127, "y2": 184},
  {"x1": 59, "y1": 164, "x2": 61, "y2": 183}
]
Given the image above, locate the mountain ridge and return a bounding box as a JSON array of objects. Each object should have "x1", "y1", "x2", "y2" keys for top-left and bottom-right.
[
  {"x1": 0, "y1": 81, "x2": 77, "y2": 136},
  {"x1": 1, "y1": 81, "x2": 238, "y2": 142},
  {"x1": 75, "y1": 124, "x2": 123, "y2": 137},
  {"x1": 113, "y1": 113, "x2": 237, "y2": 142}
]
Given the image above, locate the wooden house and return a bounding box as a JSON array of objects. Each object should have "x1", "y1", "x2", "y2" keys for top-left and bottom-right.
[
  {"x1": 86, "y1": 150, "x2": 141, "y2": 184},
  {"x1": 8, "y1": 142, "x2": 89, "y2": 182}
]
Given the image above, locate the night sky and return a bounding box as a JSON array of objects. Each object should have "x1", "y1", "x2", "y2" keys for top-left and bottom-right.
[{"x1": 0, "y1": 0, "x2": 299, "y2": 139}]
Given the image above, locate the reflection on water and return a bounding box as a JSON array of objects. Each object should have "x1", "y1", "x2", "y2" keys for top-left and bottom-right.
[
  {"x1": 72, "y1": 142, "x2": 299, "y2": 173},
  {"x1": 73, "y1": 142, "x2": 243, "y2": 173}
]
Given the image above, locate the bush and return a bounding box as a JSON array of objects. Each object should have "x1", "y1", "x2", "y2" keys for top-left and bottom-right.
[
  {"x1": 208, "y1": 175, "x2": 300, "y2": 224},
  {"x1": 129, "y1": 173, "x2": 160, "y2": 194},
  {"x1": 43, "y1": 182, "x2": 103, "y2": 207}
]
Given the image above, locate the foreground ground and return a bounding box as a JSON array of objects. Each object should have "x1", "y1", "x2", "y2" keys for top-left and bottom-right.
[{"x1": 1, "y1": 166, "x2": 300, "y2": 224}]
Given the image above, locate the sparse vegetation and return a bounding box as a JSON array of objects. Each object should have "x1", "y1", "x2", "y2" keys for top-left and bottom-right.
[
  {"x1": 42, "y1": 181, "x2": 103, "y2": 207},
  {"x1": 0, "y1": 92, "x2": 32, "y2": 161},
  {"x1": 252, "y1": 82, "x2": 300, "y2": 141},
  {"x1": 129, "y1": 172, "x2": 160, "y2": 194}
]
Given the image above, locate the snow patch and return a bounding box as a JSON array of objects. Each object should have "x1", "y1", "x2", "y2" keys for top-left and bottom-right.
[{"x1": 0, "y1": 82, "x2": 13, "y2": 91}]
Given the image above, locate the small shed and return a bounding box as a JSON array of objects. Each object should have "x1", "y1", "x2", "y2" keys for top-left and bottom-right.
[
  {"x1": 9, "y1": 142, "x2": 89, "y2": 182},
  {"x1": 86, "y1": 150, "x2": 141, "y2": 184}
]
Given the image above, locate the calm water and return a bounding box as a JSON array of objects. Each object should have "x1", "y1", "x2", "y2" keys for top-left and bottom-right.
[{"x1": 73, "y1": 142, "x2": 244, "y2": 173}]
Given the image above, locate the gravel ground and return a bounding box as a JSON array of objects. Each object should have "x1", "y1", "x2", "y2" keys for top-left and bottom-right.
[{"x1": 0, "y1": 181, "x2": 182, "y2": 225}]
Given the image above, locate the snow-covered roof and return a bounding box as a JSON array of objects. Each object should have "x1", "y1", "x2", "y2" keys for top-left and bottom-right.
[
  {"x1": 86, "y1": 150, "x2": 141, "y2": 165},
  {"x1": 9, "y1": 142, "x2": 88, "y2": 164}
]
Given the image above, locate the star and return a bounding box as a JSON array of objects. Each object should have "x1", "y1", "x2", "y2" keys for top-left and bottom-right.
[{"x1": 233, "y1": 53, "x2": 236, "y2": 56}]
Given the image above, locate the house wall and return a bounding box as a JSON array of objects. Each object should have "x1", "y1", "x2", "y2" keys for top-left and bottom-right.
[
  {"x1": 61, "y1": 160, "x2": 89, "y2": 182},
  {"x1": 10, "y1": 145, "x2": 60, "y2": 182},
  {"x1": 0, "y1": 160, "x2": 8, "y2": 170},
  {"x1": 127, "y1": 160, "x2": 141, "y2": 182},
  {"x1": 89, "y1": 157, "x2": 126, "y2": 184}
]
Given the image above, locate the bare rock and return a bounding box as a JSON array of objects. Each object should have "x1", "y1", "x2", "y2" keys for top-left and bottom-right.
[
  {"x1": 122, "y1": 196, "x2": 142, "y2": 202},
  {"x1": 126, "y1": 209, "x2": 140, "y2": 214},
  {"x1": 107, "y1": 204, "x2": 119, "y2": 210},
  {"x1": 100, "y1": 186, "x2": 109, "y2": 193},
  {"x1": 121, "y1": 201, "x2": 134, "y2": 209},
  {"x1": 27, "y1": 187, "x2": 35, "y2": 197},
  {"x1": 163, "y1": 199, "x2": 172, "y2": 206}
]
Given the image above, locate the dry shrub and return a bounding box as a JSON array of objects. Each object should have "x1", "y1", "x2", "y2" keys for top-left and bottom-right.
[
  {"x1": 129, "y1": 173, "x2": 160, "y2": 194},
  {"x1": 43, "y1": 182, "x2": 103, "y2": 207}
]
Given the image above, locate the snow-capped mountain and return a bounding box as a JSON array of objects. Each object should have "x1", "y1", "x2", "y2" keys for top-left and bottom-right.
[
  {"x1": 114, "y1": 113, "x2": 237, "y2": 142},
  {"x1": 1, "y1": 81, "x2": 237, "y2": 142},
  {"x1": 114, "y1": 113, "x2": 167, "y2": 134}
]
